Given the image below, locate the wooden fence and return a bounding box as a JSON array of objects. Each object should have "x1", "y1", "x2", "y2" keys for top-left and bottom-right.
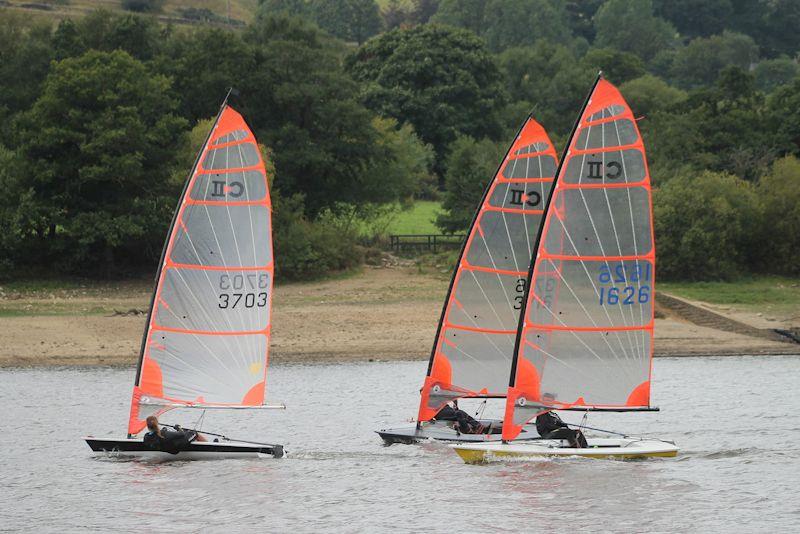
[{"x1": 389, "y1": 234, "x2": 466, "y2": 254}]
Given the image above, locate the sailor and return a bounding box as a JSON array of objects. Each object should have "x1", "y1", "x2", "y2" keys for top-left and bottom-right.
[
  {"x1": 143, "y1": 415, "x2": 207, "y2": 454},
  {"x1": 433, "y1": 400, "x2": 485, "y2": 434},
  {"x1": 535, "y1": 410, "x2": 588, "y2": 448}
]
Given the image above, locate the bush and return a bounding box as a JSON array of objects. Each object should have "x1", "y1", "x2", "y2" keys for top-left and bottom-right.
[
  {"x1": 757, "y1": 156, "x2": 800, "y2": 275},
  {"x1": 272, "y1": 192, "x2": 364, "y2": 281},
  {"x1": 654, "y1": 170, "x2": 761, "y2": 281}
]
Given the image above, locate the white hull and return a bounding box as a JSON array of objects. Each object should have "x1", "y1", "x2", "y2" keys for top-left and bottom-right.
[
  {"x1": 452, "y1": 437, "x2": 679, "y2": 463},
  {"x1": 376, "y1": 420, "x2": 539, "y2": 444}
]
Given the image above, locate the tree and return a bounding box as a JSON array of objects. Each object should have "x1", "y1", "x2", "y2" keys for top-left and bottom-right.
[
  {"x1": 483, "y1": 0, "x2": 573, "y2": 52},
  {"x1": 620, "y1": 74, "x2": 686, "y2": 117},
  {"x1": 730, "y1": 0, "x2": 800, "y2": 58},
  {"x1": 670, "y1": 31, "x2": 759, "y2": 89},
  {"x1": 757, "y1": 156, "x2": 800, "y2": 274},
  {"x1": 242, "y1": 14, "x2": 396, "y2": 214},
  {"x1": 121, "y1": 0, "x2": 164, "y2": 13},
  {"x1": 754, "y1": 58, "x2": 800, "y2": 92},
  {"x1": 346, "y1": 24, "x2": 507, "y2": 178},
  {"x1": 593, "y1": 0, "x2": 676, "y2": 62},
  {"x1": 16, "y1": 50, "x2": 188, "y2": 274},
  {"x1": 653, "y1": 0, "x2": 733, "y2": 38},
  {"x1": 767, "y1": 77, "x2": 800, "y2": 155},
  {"x1": 498, "y1": 41, "x2": 594, "y2": 136},
  {"x1": 309, "y1": 0, "x2": 382, "y2": 44},
  {"x1": 581, "y1": 47, "x2": 645, "y2": 85},
  {"x1": 430, "y1": 0, "x2": 488, "y2": 36},
  {"x1": 370, "y1": 117, "x2": 434, "y2": 201},
  {"x1": 436, "y1": 136, "x2": 503, "y2": 233},
  {"x1": 654, "y1": 171, "x2": 760, "y2": 280}
]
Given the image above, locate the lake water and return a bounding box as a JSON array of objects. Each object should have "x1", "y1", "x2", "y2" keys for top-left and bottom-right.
[{"x1": 2, "y1": 356, "x2": 800, "y2": 532}]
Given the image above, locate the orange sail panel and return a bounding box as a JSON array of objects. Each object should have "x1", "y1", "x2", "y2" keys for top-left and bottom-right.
[
  {"x1": 128, "y1": 105, "x2": 273, "y2": 435},
  {"x1": 503, "y1": 77, "x2": 655, "y2": 441},
  {"x1": 418, "y1": 117, "x2": 558, "y2": 421}
]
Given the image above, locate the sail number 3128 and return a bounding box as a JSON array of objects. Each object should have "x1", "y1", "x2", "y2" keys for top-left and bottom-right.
[{"x1": 597, "y1": 263, "x2": 650, "y2": 306}]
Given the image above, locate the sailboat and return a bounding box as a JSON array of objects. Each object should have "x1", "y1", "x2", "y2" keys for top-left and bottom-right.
[
  {"x1": 377, "y1": 115, "x2": 559, "y2": 444},
  {"x1": 452, "y1": 75, "x2": 678, "y2": 462},
  {"x1": 85, "y1": 95, "x2": 285, "y2": 460}
]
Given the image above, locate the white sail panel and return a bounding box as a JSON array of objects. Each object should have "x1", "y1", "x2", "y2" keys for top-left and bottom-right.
[
  {"x1": 128, "y1": 106, "x2": 273, "y2": 435},
  {"x1": 418, "y1": 117, "x2": 558, "y2": 421},
  {"x1": 503, "y1": 78, "x2": 656, "y2": 440}
]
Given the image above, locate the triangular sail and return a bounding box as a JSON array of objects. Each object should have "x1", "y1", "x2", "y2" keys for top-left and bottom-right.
[
  {"x1": 128, "y1": 104, "x2": 273, "y2": 435},
  {"x1": 418, "y1": 117, "x2": 558, "y2": 421},
  {"x1": 502, "y1": 76, "x2": 655, "y2": 441}
]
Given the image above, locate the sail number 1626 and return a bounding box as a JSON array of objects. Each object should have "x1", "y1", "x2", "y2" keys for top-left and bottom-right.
[{"x1": 597, "y1": 263, "x2": 651, "y2": 306}]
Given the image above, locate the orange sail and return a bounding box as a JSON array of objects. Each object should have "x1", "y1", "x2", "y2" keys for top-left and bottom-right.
[
  {"x1": 502, "y1": 76, "x2": 656, "y2": 441},
  {"x1": 128, "y1": 104, "x2": 273, "y2": 435},
  {"x1": 418, "y1": 116, "x2": 558, "y2": 422}
]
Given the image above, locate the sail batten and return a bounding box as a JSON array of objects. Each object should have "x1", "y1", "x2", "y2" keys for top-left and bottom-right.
[
  {"x1": 418, "y1": 116, "x2": 558, "y2": 421},
  {"x1": 128, "y1": 103, "x2": 274, "y2": 436},
  {"x1": 502, "y1": 76, "x2": 656, "y2": 441}
]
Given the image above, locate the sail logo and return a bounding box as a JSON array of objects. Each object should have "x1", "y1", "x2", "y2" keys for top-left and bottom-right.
[
  {"x1": 586, "y1": 160, "x2": 622, "y2": 180},
  {"x1": 211, "y1": 180, "x2": 245, "y2": 198},
  {"x1": 509, "y1": 189, "x2": 541, "y2": 207}
]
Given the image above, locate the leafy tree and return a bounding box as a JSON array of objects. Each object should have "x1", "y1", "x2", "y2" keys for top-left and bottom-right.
[
  {"x1": 754, "y1": 58, "x2": 800, "y2": 92},
  {"x1": 310, "y1": 0, "x2": 382, "y2": 44},
  {"x1": 430, "y1": 0, "x2": 488, "y2": 36},
  {"x1": 620, "y1": 74, "x2": 686, "y2": 117},
  {"x1": 242, "y1": 14, "x2": 393, "y2": 214},
  {"x1": 121, "y1": 0, "x2": 164, "y2": 13},
  {"x1": 653, "y1": 0, "x2": 733, "y2": 38},
  {"x1": 564, "y1": 0, "x2": 604, "y2": 42},
  {"x1": 483, "y1": 0, "x2": 573, "y2": 52},
  {"x1": 497, "y1": 40, "x2": 594, "y2": 136},
  {"x1": 767, "y1": 77, "x2": 800, "y2": 155},
  {"x1": 654, "y1": 170, "x2": 760, "y2": 280},
  {"x1": 346, "y1": 24, "x2": 507, "y2": 177},
  {"x1": 370, "y1": 117, "x2": 434, "y2": 201},
  {"x1": 593, "y1": 0, "x2": 676, "y2": 62},
  {"x1": 436, "y1": 136, "x2": 503, "y2": 233},
  {"x1": 757, "y1": 156, "x2": 800, "y2": 274},
  {"x1": 670, "y1": 31, "x2": 758, "y2": 88},
  {"x1": 16, "y1": 50, "x2": 188, "y2": 274},
  {"x1": 581, "y1": 47, "x2": 645, "y2": 85},
  {"x1": 730, "y1": 0, "x2": 800, "y2": 58},
  {"x1": 0, "y1": 14, "x2": 53, "y2": 126}
]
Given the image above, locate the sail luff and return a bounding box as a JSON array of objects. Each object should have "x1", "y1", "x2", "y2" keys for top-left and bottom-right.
[
  {"x1": 418, "y1": 114, "x2": 558, "y2": 422},
  {"x1": 503, "y1": 75, "x2": 656, "y2": 441}
]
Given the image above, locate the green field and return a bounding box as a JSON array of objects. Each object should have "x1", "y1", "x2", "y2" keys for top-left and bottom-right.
[
  {"x1": 385, "y1": 201, "x2": 442, "y2": 235},
  {"x1": 659, "y1": 276, "x2": 800, "y2": 315}
]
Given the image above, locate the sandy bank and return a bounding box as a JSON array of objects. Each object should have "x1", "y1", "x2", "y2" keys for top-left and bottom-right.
[{"x1": 0, "y1": 267, "x2": 797, "y2": 368}]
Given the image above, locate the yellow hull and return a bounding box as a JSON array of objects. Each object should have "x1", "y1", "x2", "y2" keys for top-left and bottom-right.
[{"x1": 453, "y1": 441, "x2": 679, "y2": 464}]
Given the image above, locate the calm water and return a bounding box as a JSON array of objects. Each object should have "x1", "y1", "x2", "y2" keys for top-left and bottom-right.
[{"x1": 2, "y1": 356, "x2": 800, "y2": 532}]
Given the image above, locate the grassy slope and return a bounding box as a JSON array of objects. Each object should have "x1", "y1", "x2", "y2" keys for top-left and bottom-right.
[
  {"x1": 659, "y1": 276, "x2": 800, "y2": 316},
  {"x1": 385, "y1": 200, "x2": 442, "y2": 235},
  {"x1": 3, "y1": 0, "x2": 259, "y2": 25}
]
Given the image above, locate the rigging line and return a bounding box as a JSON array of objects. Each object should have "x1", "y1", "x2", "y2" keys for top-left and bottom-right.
[
  {"x1": 572, "y1": 122, "x2": 636, "y2": 365},
  {"x1": 614, "y1": 119, "x2": 649, "y2": 362},
  {"x1": 608, "y1": 122, "x2": 644, "y2": 363}
]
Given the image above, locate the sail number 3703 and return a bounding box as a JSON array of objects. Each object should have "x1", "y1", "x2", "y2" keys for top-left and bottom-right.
[
  {"x1": 597, "y1": 263, "x2": 651, "y2": 306},
  {"x1": 218, "y1": 274, "x2": 269, "y2": 309}
]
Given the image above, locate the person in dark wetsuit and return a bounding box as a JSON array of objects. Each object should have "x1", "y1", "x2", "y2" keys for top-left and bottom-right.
[
  {"x1": 535, "y1": 410, "x2": 588, "y2": 448},
  {"x1": 143, "y1": 415, "x2": 207, "y2": 454},
  {"x1": 434, "y1": 400, "x2": 485, "y2": 434}
]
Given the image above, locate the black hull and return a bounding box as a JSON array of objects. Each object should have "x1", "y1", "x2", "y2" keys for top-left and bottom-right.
[{"x1": 85, "y1": 437, "x2": 284, "y2": 459}]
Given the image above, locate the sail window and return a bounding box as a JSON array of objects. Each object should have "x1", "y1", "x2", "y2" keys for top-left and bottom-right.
[
  {"x1": 502, "y1": 155, "x2": 557, "y2": 179},
  {"x1": 515, "y1": 141, "x2": 550, "y2": 155},
  {"x1": 563, "y1": 149, "x2": 646, "y2": 184},
  {"x1": 190, "y1": 170, "x2": 267, "y2": 202},
  {"x1": 213, "y1": 129, "x2": 249, "y2": 144},
  {"x1": 575, "y1": 119, "x2": 638, "y2": 149},
  {"x1": 202, "y1": 142, "x2": 260, "y2": 170},
  {"x1": 586, "y1": 104, "x2": 625, "y2": 122}
]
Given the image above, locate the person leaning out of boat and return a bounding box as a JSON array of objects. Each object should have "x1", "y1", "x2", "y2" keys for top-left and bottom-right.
[
  {"x1": 433, "y1": 400, "x2": 485, "y2": 434},
  {"x1": 143, "y1": 415, "x2": 207, "y2": 454},
  {"x1": 535, "y1": 410, "x2": 588, "y2": 448}
]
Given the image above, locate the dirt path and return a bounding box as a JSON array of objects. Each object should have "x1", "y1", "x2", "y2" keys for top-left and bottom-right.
[{"x1": 0, "y1": 267, "x2": 797, "y2": 367}]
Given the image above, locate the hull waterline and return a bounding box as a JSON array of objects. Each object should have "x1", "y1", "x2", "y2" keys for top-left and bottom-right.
[{"x1": 452, "y1": 438, "x2": 679, "y2": 463}]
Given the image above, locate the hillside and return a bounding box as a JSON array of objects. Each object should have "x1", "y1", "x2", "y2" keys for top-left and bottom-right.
[{"x1": 0, "y1": 0, "x2": 258, "y2": 26}]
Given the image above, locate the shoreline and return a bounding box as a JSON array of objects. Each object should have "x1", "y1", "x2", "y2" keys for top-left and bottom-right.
[{"x1": 1, "y1": 267, "x2": 798, "y2": 368}]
